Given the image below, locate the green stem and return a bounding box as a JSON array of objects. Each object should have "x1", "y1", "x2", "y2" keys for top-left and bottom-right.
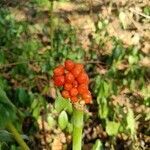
[
  {"x1": 72, "y1": 107, "x2": 84, "y2": 150},
  {"x1": 6, "y1": 122, "x2": 30, "y2": 150},
  {"x1": 50, "y1": 0, "x2": 54, "y2": 51}
]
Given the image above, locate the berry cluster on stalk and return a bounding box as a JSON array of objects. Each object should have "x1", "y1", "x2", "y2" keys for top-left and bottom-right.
[{"x1": 53, "y1": 60, "x2": 92, "y2": 104}]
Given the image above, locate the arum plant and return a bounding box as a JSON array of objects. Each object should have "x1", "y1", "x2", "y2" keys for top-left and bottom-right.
[{"x1": 53, "y1": 60, "x2": 92, "y2": 150}]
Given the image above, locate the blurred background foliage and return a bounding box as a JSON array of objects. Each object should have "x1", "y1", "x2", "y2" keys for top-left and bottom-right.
[{"x1": 0, "y1": 0, "x2": 149, "y2": 150}]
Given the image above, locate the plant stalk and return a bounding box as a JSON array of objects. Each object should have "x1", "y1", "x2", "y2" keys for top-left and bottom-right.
[
  {"x1": 6, "y1": 122, "x2": 30, "y2": 150},
  {"x1": 72, "y1": 107, "x2": 84, "y2": 150},
  {"x1": 50, "y1": 0, "x2": 54, "y2": 51}
]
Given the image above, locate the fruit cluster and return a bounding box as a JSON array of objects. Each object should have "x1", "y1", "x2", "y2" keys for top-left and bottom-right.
[{"x1": 53, "y1": 60, "x2": 92, "y2": 104}]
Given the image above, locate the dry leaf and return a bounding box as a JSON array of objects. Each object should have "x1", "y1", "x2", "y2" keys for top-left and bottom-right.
[{"x1": 140, "y1": 57, "x2": 150, "y2": 67}]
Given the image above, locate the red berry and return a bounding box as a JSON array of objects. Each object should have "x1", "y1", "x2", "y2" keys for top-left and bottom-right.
[
  {"x1": 71, "y1": 63, "x2": 84, "y2": 78},
  {"x1": 70, "y1": 96, "x2": 78, "y2": 103},
  {"x1": 65, "y1": 72, "x2": 75, "y2": 83},
  {"x1": 82, "y1": 91, "x2": 92, "y2": 104},
  {"x1": 77, "y1": 72, "x2": 89, "y2": 84},
  {"x1": 78, "y1": 84, "x2": 88, "y2": 94},
  {"x1": 73, "y1": 81, "x2": 78, "y2": 88},
  {"x1": 62, "y1": 90, "x2": 70, "y2": 99},
  {"x1": 70, "y1": 87, "x2": 78, "y2": 97},
  {"x1": 54, "y1": 76, "x2": 65, "y2": 86},
  {"x1": 65, "y1": 60, "x2": 75, "y2": 71},
  {"x1": 64, "y1": 83, "x2": 73, "y2": 91},
  {"x1": 54, "y1": 65, "x2": 65, "y2": 76}
]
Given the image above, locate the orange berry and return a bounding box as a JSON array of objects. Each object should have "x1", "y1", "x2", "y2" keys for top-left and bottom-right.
[
  {"x1": 77, "y1": 72, "x2": 89, "y2": 84},
  {"x1": 84, "y1": 97, "x2": 91, "y2": 104},
  {"x1": 54, "y1": 76, "x2": 65, "y2": 86},
  {"x1": 77, "y1": 84, "x2": 88, "y2": 94},
  {"x1": 62, "y1": 90, "x2": 70, "y2": 99},
  {"x1": 82, "y1": 91, "x2": 92, "y2": 104},
  {"x1": 71, "y1": 63, "x2": 84, "y2": 78},
  {"x1": 70, "y1": 96, "x2": 78, "y2": 103},
  {"x1": 65, "y1": 60, "x2": 75, "y2": 71},
  {"x1": 65, "y1": 72, "x2": 75, "y2": 83},
  {"x1": 64, "y1": 83, "x2": 73, "y2": 91},
  {"x1": 54, "y1": 65, "x2": 65, "y2": 76},
  {"x1": 75, "y1": 63, "x2": 84, "y2": 71},
  {"x1": 70, "y1": 87, "x2": 78, "y2": 97},
  {"x1": 71, "y1": 69, "x2": 81, "y2": 78}
]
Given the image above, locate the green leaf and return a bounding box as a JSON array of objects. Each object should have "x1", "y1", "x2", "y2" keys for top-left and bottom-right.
[
  {"x1": 128, "y1": 55, "x2": 138, "y2": 64},
  {"x1": 103, "y1": 81, "x2": 109, "y2": 97},
  {"x1": 119, "y1": 11, "x2": 127, "y2": 29},
  {"x1": 77, "y1": 48, "x2": 85, "y2": 60},
  {"x1": 0, "y1": 87, "x2": 14, "y2": 107},
  {"x1": 31, "y1": 98, "x2": 38, "y2": 109},
  {"x1": 112, "y1": 45, "x2": 124, "y2": 61},
  {"x1": 126, "y1": 108, "x2": 135, "y2": 135},
  {"x1": 143, "y1": 6, "x2": 150, "y2": 15},
  {"x1": 0, "y1": 104, "x2": 15, "y2": 128},
  {"x1": 66, "y1": 123, "x2": 73, "y2": 134},
  {"x1": 55, "y1": 95, "x2": 72, "y2": 114},
  {"x1": 145, "y1": 112, "x2": 150, "y2": 121},
  {"x1": 0, "y1": 77, "x2": 8, "y2": 91},
  {"x1": 97, "y1": 81, "x2": 104, "y2": 99},
  {"x1": 0, "y1": 130, "x2": 14, "y2": 142},
  {"x1": 0, "y1": 142, "x2": 9, "y2": 150},
  {"x1": 32, "y1": 0, "x2": 51, "y2": 8},
  {"x1": 32, "y1": 96, "x2": 44, "y2": 119},
  {"x1": 92, "y1": 139, "x2": 103, "y2": 150},
  {"x1": 0, "y1": 87, "x2": 15, "y2": 127},
  {"x1": 0, "y1": 105, "x2": 9, "y2": 127},
  {"x1": 10, "y1": 145, "x2": 19, "y2": 150},
  {"x1": 17, "y1": 88, "x2": 31, "y2": 107},
  {"x1": 47, "y1": 114, "x2": 56, "y2": 129},
  {"x1": 98, "y1": 21, "x2": 103, "y2": 30},
  {"x1": 98, "y1": 98, "x2": 108, "y2": 119},
  {"x1": 58, "y1": 111, "x2": 68, "y2": 130},
  {"x1": 0, "y1": 50, "x2": 5, "y2": 64},
  {"x1": 106, "y1": 121, "x2": 120, "y2": 136}
]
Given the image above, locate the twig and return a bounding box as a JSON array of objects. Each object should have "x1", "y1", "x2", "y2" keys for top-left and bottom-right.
[
  {"x1": 89, "y1": 0, "x2": 93, "y2": 17},
  {"x1": 84, "y1": 61, "x2": 106, "y2": 65},
  {"x1": 41, "y1": 110, "x2": 48, "y2": 149},
  {"x1": 127, "y1": 13, "x2": 144, "y2": 33},
  {"x1": 129, "y1": 8, "x2": 150, "y2": 20},
  {"x1": 0, "y1": 61, "x2": 28, "y2": 69}
]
